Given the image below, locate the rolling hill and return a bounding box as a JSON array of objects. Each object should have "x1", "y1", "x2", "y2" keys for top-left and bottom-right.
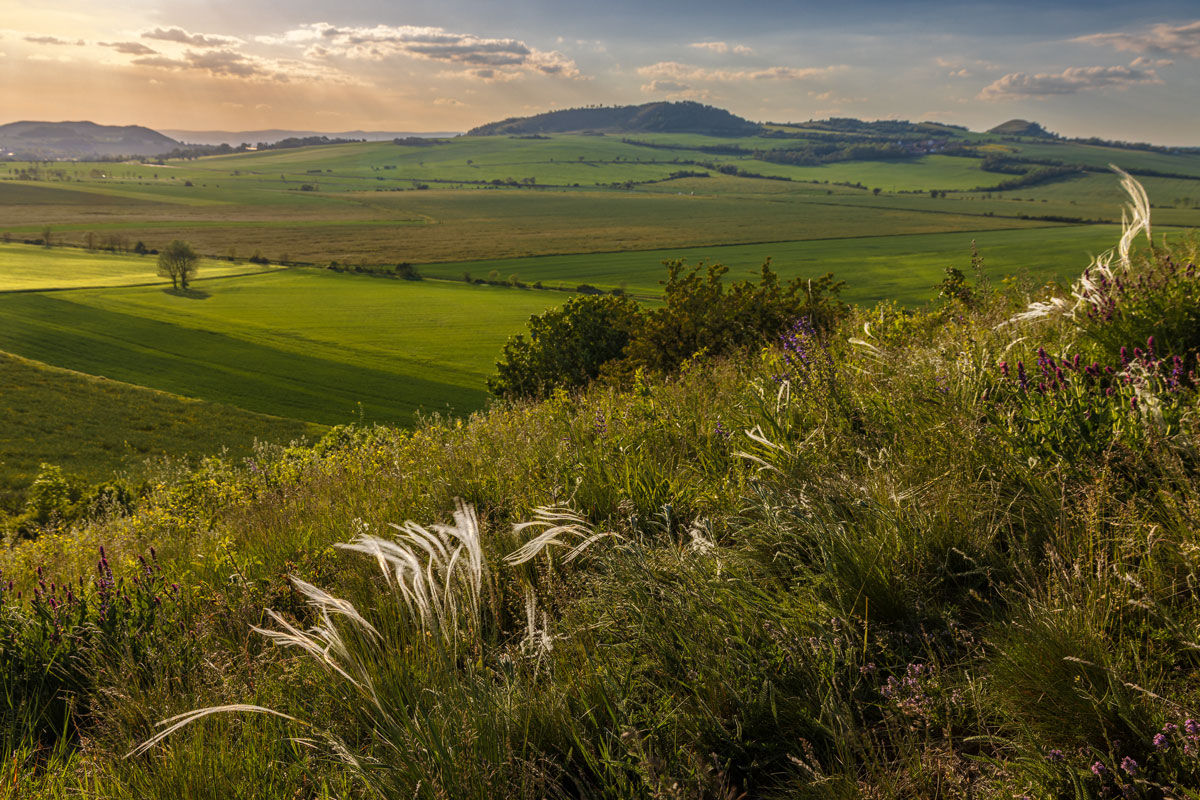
[
  {"x1": 0, "y1": 120, "x2": 180, "y2": 159},
  {"x1": 467, "y1": 101, "x2": 761, "y2": 136}
]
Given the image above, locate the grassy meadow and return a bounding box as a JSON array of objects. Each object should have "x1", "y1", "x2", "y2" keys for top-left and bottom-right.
[
  {"x1": 0, "y1": 271, "x2": 562, "y2": 427},
  {"x1": 421, "y1": 224, "x2": 1159, "y2": 302},
  {"x1": 1, "y1": 129, "x2": 1199, "y2": 500},
  {"x1": 4, "y1": 209, "x2": 1200, "y2": 797},
  {"x1": 0, "y1": 243, "x2": 273, "y2": 291},
  {"x1": 0, "y1": 351, "x2": 319, "y2": 507}
]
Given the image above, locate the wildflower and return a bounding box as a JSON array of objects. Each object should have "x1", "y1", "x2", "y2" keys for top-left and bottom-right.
[
  {"x1": 1184, "y1": 719, "x2": 1199, "y2": 735},
  {"x1": 1091, "y1": 761, "x2": 1106, "y2": 776},
  {"x1": 999, "y1": 361, "x2": 1009, "y2": 378},
  {"x1": 860, "y1": 663, "x2": 877, "y2": 674},
  {"x1": 1120, "y1": 756, "x2": 1138, "y2": 775},
  {"x1": 1153, "y1": 733, "x2": 1169, "y2": 750},
  {"x1": 1046, "y1": 749, "x2": 1065, "y2": 762},
  {"x1": 1017, "y1": 361, "x2": 1029, "y2": 390}
]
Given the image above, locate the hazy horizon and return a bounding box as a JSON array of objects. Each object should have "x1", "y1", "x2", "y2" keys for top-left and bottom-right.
[{"x1": 4, "y1": 0, "x2": 1200, "y2": 144}]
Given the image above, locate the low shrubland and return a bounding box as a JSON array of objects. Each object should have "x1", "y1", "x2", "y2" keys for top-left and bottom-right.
[{"x1": 4, "y1": 173, "x2": 1200, "y2": 798}]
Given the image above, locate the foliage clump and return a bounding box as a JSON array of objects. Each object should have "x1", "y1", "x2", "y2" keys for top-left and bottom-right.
[{"x1": 490, "y1": 258, "x2": 846, "y2": 399}]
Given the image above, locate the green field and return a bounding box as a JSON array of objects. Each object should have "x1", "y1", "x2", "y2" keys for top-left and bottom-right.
[
  {"x1": 0, "y1": 270, "x2": 562, "y2": 427},
  {"x1": 0, "y1": 350, "x2": 318, "y2": 503},
  {"x1": 0, "y1": 243, "x2": 273, "y2": 291},
  {"x1": 421, "y1": 224, "x2": 1158, "y2": 303},
  {"x1": 3, "y1": 128, "x2": 1199, "y2": 496}
]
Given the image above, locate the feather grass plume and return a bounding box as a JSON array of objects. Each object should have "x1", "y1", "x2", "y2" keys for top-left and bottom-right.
[
  {"x1": 504, "y1": 506, "x2": 620, "y2": 565},
  {"x1": 337, "y1": 498, "x2": 484, "y2": 647},
  {"x1": 1004, "y1": 166, "x2": 1153, "y2": 326}
]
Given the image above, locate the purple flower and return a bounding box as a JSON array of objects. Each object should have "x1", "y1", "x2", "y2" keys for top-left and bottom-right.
[
  {"x1": 1017, "y1": 361, "x2": 1029, "y2": 391},
  {"x1": 1184, "y1": 718, "x2": 1199, "y2": 735},
  {"x1": 1091, "y1": 761, "x2": 1106, "y2": 777},
  {"x1": 1153, "y1": 733, "x2": 1169, "y2": 750},
  {"x1": 1119, "y1": 756, "x2": 1138, "y2": 775},
  {"x1": 999, "y1": 361, "x2": 1009, "y2": 378},
  {"x1": 1046, "y1": 749, "x2": 1065, "y2": 763}
]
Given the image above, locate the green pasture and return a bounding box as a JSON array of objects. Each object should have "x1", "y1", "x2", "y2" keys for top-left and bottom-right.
[
  {"x1": 3, "y1": 181, "x2": 1055, "y2": 267},
  {"x1": 0, "y1": 271, "x2": 563, "y2": 426},
  {"x1": 422, "y1": 224, "x2": 1156, "y2": 305},
  {"x1": 0, "y1": 243, "x2": 273, "y2": 291},
  {"x1": 1009, "y1": 140, "x2": 1200, "y2": 178},
  {"x1": 0, "y1": 350, "x2": 318, "y2": 502}
]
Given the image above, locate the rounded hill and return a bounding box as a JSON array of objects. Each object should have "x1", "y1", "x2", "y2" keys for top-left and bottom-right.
[{"x1": 467, "y1": 101, "x2": 762, "y2": 136}]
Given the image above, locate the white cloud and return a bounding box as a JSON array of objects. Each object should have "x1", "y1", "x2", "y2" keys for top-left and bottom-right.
[
  {"x1": 979, "y1": 62, "x2": 1162, "y2": 100},
  {"x1": 263, "y1": 22, "x2": 580, "y2": 79},
  {"x1": 142, "y1": 27, "x2": 242, "y2": 48},
  {"x1": 642, "y1": 79, "x2": 691, "y2": 92},
  {"x1": 687, "y1": 41, "x2": 753, "y2": 55},
  {"x1": 1075, "y1": 20, "x2": 1200, "y2": 58},
  {"x1": 638, "y1": 60, "x2": 840, "y2": 83}
]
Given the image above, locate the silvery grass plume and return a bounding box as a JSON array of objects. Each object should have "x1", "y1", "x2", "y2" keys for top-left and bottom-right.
[
  {"x1": 504, "y1": 506, "x2": 621, "y2": 565},
  {"x1": 1004, "y1": 165, "x2": 1152, "y2": 326},
  {"x1": 130, "y1": 501, "x2": 489, "y2": 761},
  {"x1": 338, "y1": 498, "x2": 484, "y2": 649}
]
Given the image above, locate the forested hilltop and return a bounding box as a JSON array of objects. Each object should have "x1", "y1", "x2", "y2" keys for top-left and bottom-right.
[
  {"x1": 467, "y1": 101, "x2": 762, "y2": 136},
  {"x1": 6, "y1": 174, "x2": 1200, "y2": 798}
]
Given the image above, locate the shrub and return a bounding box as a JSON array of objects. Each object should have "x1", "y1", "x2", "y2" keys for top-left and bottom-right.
[{"x1": 488, "y1": 295, "x2": 642, "y2": 399}]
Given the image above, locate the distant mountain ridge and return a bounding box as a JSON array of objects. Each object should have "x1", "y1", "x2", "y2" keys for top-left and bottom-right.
[
  {"x1": 468, "y1": 102, "x2": 761, "y2": 136},
  {"x1": 0, "y1": 121, "x2": 179, "y2": 159},
  {"x1": 162, "y1": 129, "x2": 462, "y2": 147}
]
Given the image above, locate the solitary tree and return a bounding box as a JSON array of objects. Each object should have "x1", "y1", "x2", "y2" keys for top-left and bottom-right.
[{"x1": 157, "y1": 240, "x2": 200, "y2": 290}]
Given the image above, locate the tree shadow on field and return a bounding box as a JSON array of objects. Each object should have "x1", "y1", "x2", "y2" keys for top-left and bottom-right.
[{"x1": 163, "y1": 287, "x2": 211, "y2": 300}]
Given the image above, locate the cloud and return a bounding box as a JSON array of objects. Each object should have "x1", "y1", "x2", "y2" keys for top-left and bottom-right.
[
  {"x1": 23, "y1": 35, "x2": 84, "y2": 46},
  {"x1": 142, "y1": 27, "x2": 242, "y2": 48},
  {"x1": 264, "y1": 22, "x2": 580, "y2": 79},
  {"x1": 638, "y1": 60, "x2": 840, "y2": 83},
  {"x1": 433, "y1": 97, "x2": 464, "y2": 106},
  {"x1": 948, "y1": 68, "x2": 971, "y2": 78},
  {"x1": 131, "y1": 49, "x2": 347, "y2": 83},
  {"x1": 1074, "y1": 20, "x2": 1200, "y2": 58},
  {"x1": 100, "y1": 41, "x2": 158, "y2": 56},
  {"x1": 688, "y1": 41, "x2": 753, "y2": 55},
  {"x1": 978, "y1": 62, "x2": 1162, "y2": 99},
  {"x1": 642, "y1": 79, "x2": 691, "y2": 92}
]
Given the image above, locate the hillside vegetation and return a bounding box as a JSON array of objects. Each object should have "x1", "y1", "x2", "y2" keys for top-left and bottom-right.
[
  {"x1": 4, "y1": 177, "x2": 1200, "y2": 798},
  {"x1": 0, "y1": 121, "x2": 180, "y2": 160},
  {"x1": 467, "y1": 101, "x2": 762, "y2": 136}
]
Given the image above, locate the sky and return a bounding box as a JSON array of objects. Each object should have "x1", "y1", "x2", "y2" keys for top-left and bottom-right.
[{"x1": 3, "y1": 0, "x2": 1199, "y2": 143}]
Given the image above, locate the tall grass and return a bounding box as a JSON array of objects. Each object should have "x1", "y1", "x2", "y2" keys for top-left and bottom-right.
[{"x1": 4, "y1": 173, "x2": 1200, "y2": 797}]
